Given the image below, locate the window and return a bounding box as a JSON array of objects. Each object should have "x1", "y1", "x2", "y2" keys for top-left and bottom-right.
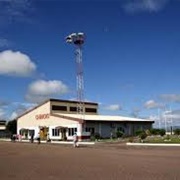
[
  {"x1": 85, "y1": 127, "x2": 95, "y2": 134},
  {"x1": 52, "y1": 105, "x2": 67, "y2": 111},
  {"x1": 68, "y1": 128, "x2": 77, "y2": 136},
  {"x1": 85, "y1": 108, "x2": 97, "y2": 113},
  {"x1": 70, "y1": 107, "x2": 77, "y2": 112},
  {"x1": 52, "y1": 129, "x2": 60, "y2": 136}
]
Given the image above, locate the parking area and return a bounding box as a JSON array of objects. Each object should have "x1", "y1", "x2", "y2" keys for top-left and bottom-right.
[{"x1": 0, "y1": 141, "x2": 180, "y2": 180}]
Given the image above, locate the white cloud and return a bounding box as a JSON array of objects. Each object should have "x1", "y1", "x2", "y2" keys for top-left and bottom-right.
[
  {"x1": 131, "y1": 107, "x2": 141, "y2": 117},
  {"x1": 123, "y1": 0, "x2": 169, "y2": 13},
  {"x1": 0, "y1": 50, "x2": 36, "y2": 77},
  {"x1": 144, "y1": 100, "x2": 163, "y2": 109},
  {"x1": 0, "y1": 100, "x2": 10, "y2": 107},
  {"x1": 9, "y1": 111, "x2": 18, "y2": 120},
  {"x1": 25, "y1": 80, "x2": 69, "y2": 103},
  {"x1": 9, "y1": 102, "x2": 36, "y2": 120},
  {"x1": 0, "y1": 108, "x2": 6, "y2": 119},
  {"x1": 105, "y1": 104, "x2": 121, "y2": 111},
  {"x1": 27, "y1": 80, "x2": 69, "y2": 96},
  {"x1": 160, "y1": 94, "x2": 180, "y2": 103}
]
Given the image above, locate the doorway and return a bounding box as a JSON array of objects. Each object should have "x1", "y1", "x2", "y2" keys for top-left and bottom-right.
[{"x1": 39, "y1": 127, "x2": 49, "y2": 140}]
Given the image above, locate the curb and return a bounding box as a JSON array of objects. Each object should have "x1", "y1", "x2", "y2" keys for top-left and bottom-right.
[
  {"x1": 0, "y1": 139, "x2": 95, "y2": 145},
  {"x1": 126, "y1": 142, "x2": 180, "y2": 147}
]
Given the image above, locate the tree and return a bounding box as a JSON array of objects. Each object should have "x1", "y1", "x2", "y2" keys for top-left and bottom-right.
[
  {"x1": 150, "y1": 128, "x2": 166, "y2": 136},
  {"x1": 6, "y1": 120, "x2": 17, "y2": 134}
]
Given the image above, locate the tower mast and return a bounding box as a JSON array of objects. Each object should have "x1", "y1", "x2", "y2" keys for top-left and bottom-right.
[{"x1": 66, "y1": 32, "x2": 85, "y2": 135}]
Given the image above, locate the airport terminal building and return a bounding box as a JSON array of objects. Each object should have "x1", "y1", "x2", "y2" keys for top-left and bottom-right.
[{"x1": 17, "y1": 99, "x2": 154, "y2": 141}]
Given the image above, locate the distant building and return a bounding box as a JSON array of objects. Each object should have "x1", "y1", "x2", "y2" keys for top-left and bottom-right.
[
  {"x1": 0, "y1": 120, "x2": 6, "y2": 130},
  {"x1": 0, "y1": 120, "x2": 6, "y2": 137},
  {"x1": 17, "y1": 99, "x2": 154, "y2": 141}
]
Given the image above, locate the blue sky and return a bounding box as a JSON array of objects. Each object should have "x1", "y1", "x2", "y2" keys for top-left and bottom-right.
[{"x1": 0, "y1": 0, "x2": 180, "y2": 128}]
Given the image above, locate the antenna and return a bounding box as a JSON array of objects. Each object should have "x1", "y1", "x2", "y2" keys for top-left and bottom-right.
[{"x1": 65, "y1": 32, "x2": 85, "y2": 137}]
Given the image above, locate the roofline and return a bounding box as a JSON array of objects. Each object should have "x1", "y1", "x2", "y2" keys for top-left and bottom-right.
[
  {"x1": 16, "y1": 99, "x2": 50, "y2": 120},
  {"x1": 54, "y1": 113, "x2": 154, "y2": 123},
  {"x1": 51, "y1": 114, "x2": 154, "y2": 123},
  {"x1": 49, "y1": 98, "x2": 98, "y2": 105},
  {"x1": 86, "y1": 120, "x2": 154, "y2": 123}
]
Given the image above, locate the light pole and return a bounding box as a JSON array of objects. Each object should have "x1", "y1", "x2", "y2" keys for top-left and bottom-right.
[{"x1": 66, "y1": 32, "x2": 85, "y2": 139}]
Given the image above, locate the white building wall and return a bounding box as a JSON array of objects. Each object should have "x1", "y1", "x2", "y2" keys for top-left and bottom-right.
[
  {"x1": 17, "y1": 101, "x2": 51, "y2": 130},
  {"x1": 17, "y1": 101, "x2": 79, "y2": 140}
]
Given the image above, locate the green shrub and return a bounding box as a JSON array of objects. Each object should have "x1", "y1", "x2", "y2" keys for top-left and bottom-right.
[
  {"x1": 165, "y1": 134, "x2": 171, "y2": 140},
  {"x1": 116, "y1": 131, "x2": 123, "y2": 138},
  {"x1": 159, "y1": 129, "x2": 166, "y2": 136},
  {"x1": 94, "y1": 132, "x2": 100, "y2": 140},
  {"x1": 174, "y1": 129, "x2": 180, "y2": 135},
  {"x1": 139, "y1": 131, "x2": 147, "y2": 140},
  {"x1": 150, "y1": 128, "x2": 166, "y2": 136},
  {"x1": 150, "y1": 128, "x2": 160, "y2": 135},
  {"x1": 135, "y1": 130, "x2": 144, "y2": 136}
]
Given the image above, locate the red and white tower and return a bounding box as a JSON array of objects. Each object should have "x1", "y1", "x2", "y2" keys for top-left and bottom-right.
[{"x1": 66, "y1": 32, "x2": 85, "y2": 138}]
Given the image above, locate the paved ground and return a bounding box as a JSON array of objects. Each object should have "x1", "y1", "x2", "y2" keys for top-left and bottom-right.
[{"x1": 0, "y1": 141, "x2": 180, "y2": 180}]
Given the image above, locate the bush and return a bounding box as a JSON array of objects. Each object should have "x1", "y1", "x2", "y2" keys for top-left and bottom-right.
[
  {"x1": 139, "y1": 131, "x2": 147, "y2": 140},
  {"x1": 150, "y1": 128, "x2": 166, "y2": 136},
  {"x1": 135, "y1": 130, "x2": 144, "y2": 136},
  {"x1": 150, "y1": 128, "x2": 160, "y2": 135},
  {"x1": 159, "y1": 129, "x2": 166, "y2": 136},
  {"x1": 174, "y1": 129, "x2": 180, "y2": 135},
  {"x1": 145, "y1": 129, "x2": 151, "y2": 136},
  {"x1": 94, "y1": 132, "x2": 100, "y2": 140},
  {"x1": 90, "y1": 132, "x2": 101, "y2": 141},
  {"x1": 116, "y1": 131, "x2": 123, "y2": 138},
  {"x1": 165, "y1": 134, "x2": 171, "y2": 140},
  {"x1": 135, "y1": 130, "x2": 148, "y2": 141}
]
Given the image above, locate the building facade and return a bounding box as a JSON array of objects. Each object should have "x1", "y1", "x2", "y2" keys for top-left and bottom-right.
[
  {"x1": 17, "y1": 99, "x2": 154, "y2": 141},
  {"x1": 0, "y1": 120, "x2": 6, "y2": 138}
]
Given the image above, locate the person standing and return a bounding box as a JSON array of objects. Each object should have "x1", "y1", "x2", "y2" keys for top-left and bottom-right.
[
  {"x1": 37, "y1": 132, "x2": 41, "y2": 144},
  {"x1": 73, "y1": 133, "x2": 78, "y2": 148},
  {"x1": 46, "y1": 133, "x2": 51, "y2": 143},
  {"x1": 30, "y1": 133, "x2": 34, "y2": 143}
]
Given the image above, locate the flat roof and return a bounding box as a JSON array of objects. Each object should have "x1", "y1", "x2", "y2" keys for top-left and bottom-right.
[
  {"x1": 50, "y1": 98, "x2": 98, "y2": 105},
  {"x1": 54, "y1": 113, "x2": 154, "y2": 122}
]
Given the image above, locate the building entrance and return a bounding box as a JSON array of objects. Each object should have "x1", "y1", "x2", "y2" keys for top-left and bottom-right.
[{"x1": 39, "y1": 127, "x2": 49, "y2": 140}]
